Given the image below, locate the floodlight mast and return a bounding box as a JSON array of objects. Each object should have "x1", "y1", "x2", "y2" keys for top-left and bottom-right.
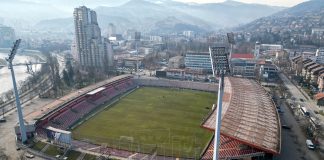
[
  {"x1": 6, "y1": 39, "x2": 27, "y2": 143},
  {"x1": 227, "y1": 32, "x2": 235, "y2": 61},
  {"x1": 209, "y1": 46, "x2": 229, "y2": 160}
]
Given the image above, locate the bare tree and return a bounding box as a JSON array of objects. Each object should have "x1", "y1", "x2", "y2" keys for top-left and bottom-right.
[
  {"x1": 0, "y1": 147, "x2": 8, "y2": 160},
  {"x1": 0, "y1": 97, "x2": 4, "y2": 118},
  {"x1": 4, "y1": 90, "x2": 14, "y2": 101},
  {"x1": 46, "y1": 54, "x2": 62, "y2": 97},
  {"x1": 25, "y1": 61, "x2": 36, "y2": 77}
]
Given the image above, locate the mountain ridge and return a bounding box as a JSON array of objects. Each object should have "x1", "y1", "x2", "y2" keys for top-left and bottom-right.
[
  {"x1": 33, "y1": 0, "x2": 285, "y2": 34},
  {"x1": 236, "y1": 0, "x2": 324, "y2": 32}
]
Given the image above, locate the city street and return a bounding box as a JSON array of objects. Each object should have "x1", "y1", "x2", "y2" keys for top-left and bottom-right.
[
  {"x1": 278, "y1": 72, "x2": 324, "y2": 159},
  {"x1": 279, "y1": 72, "x2": 324, "y2": 125},
  {"x1": 272, "y1": 90, "x2": 320, "y2": 160}
]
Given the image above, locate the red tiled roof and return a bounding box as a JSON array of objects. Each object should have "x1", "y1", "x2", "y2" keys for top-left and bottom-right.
[
  {"x1": 201, "y1": 136, "x2": 264, "y2": 160},
  {"x1": 202, "y1": 77, "x2": 281, "y2": 156},
  {"x1": 231, "y1": 53, "x2": 254, "y2": 59},
  {"x1": 314, "y1": 93, "x2": 324, "y2": 100}
]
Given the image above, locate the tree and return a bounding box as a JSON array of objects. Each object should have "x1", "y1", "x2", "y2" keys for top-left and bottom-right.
[
  {"x1": 25, "y1": 60, "x2": 36, "y2": 77},
  {"x1": 4, "y1": 90, "x2": 13, "y2": 101},
  {"x1": 0, "y1": 97, "x2": 4, "y2": 118},
  {"x1": 103, "y1": 56, "x2": 111, "y2": 76},
  {"x1": 46, "y1": 54, "x2": 62, "y2": 97},
  {"x1": 0, "y1": 147, "x2": 8, "y2": 160},
  {"x1": 66, "y1": 61, "x2": 74, "y2": 84},
  {"x1": 63, "y1": 69, "x2": 71, "y2": 87},
  {"x1": 74, "y1": 69, "x2": 84, "y2": 89}
]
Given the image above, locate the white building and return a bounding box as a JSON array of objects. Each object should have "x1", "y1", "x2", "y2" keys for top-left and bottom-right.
[
  {"x1": 312, "y1": 28, "x2": 324, "y2": 35},
  {"x1": 231, "y1": 54, "x2": 256, "y2": 78},
  {"x1": 185, "y1": 52, "x2": 212, "y2": 73},
  {"x1": 150, "y1": 36, "x2": 164, "y2": 42},
  {"x1": 107, "y1": 23, "x2": 116, "y2": 37},
  {"x1": 260, "y1": 44, "x2": 283, "y2": 51},
  {"x1": 141, "y1": 47, "x2": 153, "y2": 55},
  {"x1": 254, "y1": 41, "x2": 261, "y2": 59},
  {"x1": 315, "y1": 48, "x2": 324, "y2": 64},
  {"x1": 183, "y1": 31, "x2": 195, "y2": 38},
  {"x1": 73, "y1": 6, "x2": 113, "y2": 68}
]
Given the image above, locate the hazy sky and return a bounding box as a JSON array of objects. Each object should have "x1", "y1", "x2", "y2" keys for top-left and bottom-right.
[
  {"x1": 176, "y1": 0, "x2": 308, "y2": 7},
  {"x1": 15, "y1": 0, "x2": 309, "y2": 8}
]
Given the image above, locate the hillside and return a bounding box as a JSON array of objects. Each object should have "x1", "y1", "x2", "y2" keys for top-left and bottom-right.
[
  {"x1": 237, "y1": 0, "x2": 324, "y2": 32},
  {"x1": 34, "y1": 0, "x2": 285, "y2": 33}
]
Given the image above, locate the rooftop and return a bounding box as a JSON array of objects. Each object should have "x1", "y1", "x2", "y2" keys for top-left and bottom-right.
[
  {"x1": 202, "y1": 77, "x2": 281, "y2": 155},
  {"x1": 291, "y1": 55, "x2": 302, "y2": 62},
  {"x1": 308, "y1": 63, "x2": 321, "y2": 71},
  {"x1": 123, "y1": 57, "x2": 144, "y2": 61},
  {"x1": 201, "y1": 136, "x2": 265, "y2": 160},
  {"x1": 302, "y1": 59, "x2": 313, "y2": 64},
  {"x1": 186, "y1": 52, "x2": 210, "y2": 55},
  {"x1": 314, "y1": 93, "x2": 324, "y2": 100},
  {"x1": 169, "y1": 56, "x2": 184, "y2": 62},
  {"x1": 311, "y1": 66, "x2": 324, "y2": 74},
  {"x1": 231, "y1": 53, "x2": 254, "y2": 59},
  {"x1": 304, "y1": 61, "x2": 316, "y2": 68}
]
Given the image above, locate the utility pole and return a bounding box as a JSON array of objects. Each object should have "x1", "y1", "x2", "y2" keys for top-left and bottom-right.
[
  {"x1": 6, "y1": 39, "x2": 27, "y2": 143},
  {"x1": 209, "y1": 46, "x2": 230, "y2": 160}
]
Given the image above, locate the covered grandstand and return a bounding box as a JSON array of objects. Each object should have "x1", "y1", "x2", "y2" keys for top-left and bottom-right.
[
  {"x1": 201, "y1": 77, "x2": 281, "y2": 159},
  {"x1": 34, "y1": 75, "x2": 137, "y2": 133}
]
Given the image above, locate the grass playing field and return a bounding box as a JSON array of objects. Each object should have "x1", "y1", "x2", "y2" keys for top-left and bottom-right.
[{"x1": 72, "y1": 87, "x2": 215, "y2": 158}]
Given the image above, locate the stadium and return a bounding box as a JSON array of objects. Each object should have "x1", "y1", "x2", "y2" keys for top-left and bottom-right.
[
  {"x1": 32, "y1": 75, "x2": 218, "y2": 159},
  {"x1": 29, "y1": 75, "x2": 281, "y2": 160}
]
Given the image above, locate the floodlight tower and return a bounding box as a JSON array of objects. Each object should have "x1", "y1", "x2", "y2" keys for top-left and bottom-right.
[
  {"x1": 134, "y1": 32, "x2": 141, "y2": 77},
  {"x1": 6, "y1": 39, "x2": 27, "y2": 143},
  {"x1": 209, "y1": 46, "x2": 230, "y2": 160},
  {"x1": 227, "y1": 32, "x2": 235, "y2": 61}
]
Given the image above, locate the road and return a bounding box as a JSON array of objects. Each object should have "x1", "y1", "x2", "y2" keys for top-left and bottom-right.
[
  {"x1": 279, "y1": 72, "x2": 324, "y2": 159},
  {"x1": 272, "y1": 90, "x2": 320, "y2": 160},
  {"x1": 0, "y1": 98, "x2": 54, "y2": 159},
  {"x1": 279, "y1": 72, "x2": 324, "y2": 125}
]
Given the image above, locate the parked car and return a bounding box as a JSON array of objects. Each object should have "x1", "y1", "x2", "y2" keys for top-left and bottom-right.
[
  {"x1": 306, "y1": 139, "x2": 315, "y2": 150},
  {"x1": 25, "y1": 153, "x2": 35, "y2": 159},
  {"x1": 282, "y1": 125, "x2": 291, "y2": 130},
  {"x1": 0, "y1": 117, "x2": 6, "y2": 123},
  {"x1": 277, "y1": 108, "x2": 284, "y2": 113}
]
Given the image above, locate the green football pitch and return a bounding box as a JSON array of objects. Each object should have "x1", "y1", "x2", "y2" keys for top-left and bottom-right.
[{"x1": 72, "y1": 87, "x2": 215, "y2": 158}]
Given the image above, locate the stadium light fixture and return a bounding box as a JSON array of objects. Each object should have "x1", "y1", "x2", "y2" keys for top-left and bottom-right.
[
  {"x1": 227, "y1": 32, "x2": 235, "y2": 45},
  {"x1": 6, "y1": 39, "x2": 28, "y2": 143},
  {"x1": 227, "y1": 32, "x2": 235, "y2": 62},
  {"x1": 209, "y1": 46, "x2": 230, "y2": 160}
]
